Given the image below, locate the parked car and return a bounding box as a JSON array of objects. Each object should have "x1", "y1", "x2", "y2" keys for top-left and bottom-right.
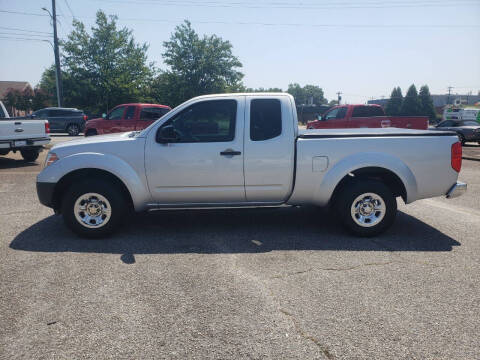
[
  {"x1": 434, "y1": 120, "x2": 480, "y2": 145},
  {"x1": 37, "y1": 93, "x2": 465, "y2": 238},
  {"x1": 0, "y1": 103, "x2": 50, "y2": 161},
  {"x1": 84, "y1": 103, "x2": 171, "y2": 136},
  {"x1": 307, "y1": 104, "x2": 428, "y2": 130},
  {"x1": 30, "y1": 107, "x2": 87, "y2": 136}
]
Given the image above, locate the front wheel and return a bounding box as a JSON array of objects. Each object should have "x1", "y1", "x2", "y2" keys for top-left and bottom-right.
[
  {"x1": 334, "y1": 180, "x2": 397, "y2": 237},
  {"x1": 20, "y1": 148, "x2": 39, "y2": 162},
  {"x1": 61, "y1": 179, "x2": 128, "y2": 238}
]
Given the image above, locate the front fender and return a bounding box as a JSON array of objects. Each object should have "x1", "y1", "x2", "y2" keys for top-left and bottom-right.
[
  {"x1": 314, "y1": 152, "x2": 418, "y2": 205},
  {"x1": 37, "y1": 152, "x2": 151, "y2": 211}
]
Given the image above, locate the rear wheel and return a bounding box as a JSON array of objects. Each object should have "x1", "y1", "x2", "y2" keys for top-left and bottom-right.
[
  {"x1": 61, "y1": 179, "x2": 128, "y2": 238},
  {"x1": 334, "y1": 179, "x2": 397, "y2": 237},
  {"x1": 20, "y1": 148, "x2": 39, "y2": 162},
  {"x1": 67, "y1": 123, "x2": 80, "y2": 136},
  {"x1": 457, "y1": 133, "x2": 466, "y2": 145}
]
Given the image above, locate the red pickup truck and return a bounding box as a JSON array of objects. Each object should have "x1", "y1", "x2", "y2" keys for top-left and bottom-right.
[
  {"x1": 84, "y1": 103, "x2": 171, "y2": 136},
  {"x1": 306, "y1": 104, "x2": 428, "y2": 130}
]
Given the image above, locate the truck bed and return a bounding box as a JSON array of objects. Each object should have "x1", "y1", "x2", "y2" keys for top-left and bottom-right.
[
  {"x1": 299, "y1": 127, "x2": 455, "y2": 138},
  {"x1": 290, "y1": 128, "x2": 460, "y2": 206}
]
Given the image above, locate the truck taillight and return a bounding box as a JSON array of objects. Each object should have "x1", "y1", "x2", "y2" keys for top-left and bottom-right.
[
  {"x1": 83, "y1": 115, "x2": 87, "y2": 121},
  {"x1": 45, "y1": 121, "x2": 50, "y2": 134},
  {"x1": 451, "y1": 142, "x2": 462, "y2": 172}
]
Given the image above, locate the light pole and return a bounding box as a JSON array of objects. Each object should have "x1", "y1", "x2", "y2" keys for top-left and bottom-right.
[{"x1": 42, "y1": 1, "x2": 62, "y2": 107}]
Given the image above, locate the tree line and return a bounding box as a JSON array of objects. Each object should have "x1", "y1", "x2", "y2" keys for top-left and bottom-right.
[
  {"x1": 385, "y1": 84, "x2": 436, "y2": 122},
  {"x1": 3, "y1": 11, "x2": 327, "y2": 116}
]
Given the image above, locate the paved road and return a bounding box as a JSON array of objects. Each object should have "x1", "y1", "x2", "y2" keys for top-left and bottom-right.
[{"x1": 1, "y1": 136, "x2": 479, "y2": 359}]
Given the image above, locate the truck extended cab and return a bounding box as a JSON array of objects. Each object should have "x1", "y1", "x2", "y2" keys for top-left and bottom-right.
[
  {"x1": 307, "y1": 104, "x2": 429, "y2": 130},
  {"x1": 0, "y1": 101, "x2": 50, "y2": 162},
  {"x1": 36, "y1": 93, "x2": 465, "y2": 238},
  {"x1": 84, "y1": 103, "x2": 171, "y2": 136}
]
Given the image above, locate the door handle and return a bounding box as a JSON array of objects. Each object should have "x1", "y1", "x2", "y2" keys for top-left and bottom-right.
[{"x1": 220, "y1": 149, "x2": 241, "y2": 156}]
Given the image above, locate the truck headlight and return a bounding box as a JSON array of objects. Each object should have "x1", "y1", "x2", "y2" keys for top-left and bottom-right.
[{"x1": 44, "y1": 152, "x2": 59, "y2": 168}]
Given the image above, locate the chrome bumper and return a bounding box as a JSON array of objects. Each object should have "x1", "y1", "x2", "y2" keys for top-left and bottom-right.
[{"x1": 446, "y1": 182, "x2": 467, "y2": 199}]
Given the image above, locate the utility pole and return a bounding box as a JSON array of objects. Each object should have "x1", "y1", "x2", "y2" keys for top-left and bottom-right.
[
  {"x1": 42, "y1": 1, "x2": 62, "y2": 107},
  {"x1": 447, "y1": 86, "x2": 453, "y2": 105},
  {"x1": 336, "y1": 91, "x2": 342, "y2": 104}
]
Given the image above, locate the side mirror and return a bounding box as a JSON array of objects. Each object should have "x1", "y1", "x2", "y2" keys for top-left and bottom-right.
[
  {"x1": 156, "y1": 125, "x2": 178, "y2": 144},
  {"x1": 102, "y1": 113, "x2": 106, "y2": 119}
]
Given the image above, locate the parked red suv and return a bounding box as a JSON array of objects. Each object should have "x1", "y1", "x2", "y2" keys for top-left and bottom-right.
[
  {"x1": 84, "y1": 103, "x2": 171, "y2": 136},
  {"x1": 306, "y1": 104, "x2": 428, "y2": 130}
]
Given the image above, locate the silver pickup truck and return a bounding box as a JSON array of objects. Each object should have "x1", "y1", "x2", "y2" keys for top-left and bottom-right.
[
  {"x1": 0, "y1": 101, "x2": 51, "y2": 162},
  {"x1": 36, "y1": 93, "x2": 466, "y2": 238}
]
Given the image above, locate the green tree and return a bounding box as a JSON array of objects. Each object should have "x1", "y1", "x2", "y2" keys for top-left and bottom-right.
[
  {"x1": 287, "y1": 83, "x2": 326, "y2": 105},
  {"x1": 400, "y1": 84, "x2": 421, "y2": 116},
  {"x1": 39, "y1": 11, "x2": 154, "y2": 114},
  {"x1": 152, "y1": 20, "x2": 244, "y2": 107},
  {"x1": 418, "y1": 85, "x2": 436, "y2": 122},
  {"x1": 385, "y1": 87, "x2": 403, "y2": 116}
]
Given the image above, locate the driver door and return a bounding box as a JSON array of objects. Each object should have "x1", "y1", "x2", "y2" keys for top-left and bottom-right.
[{"x1": 145, "y1": 97, "x2": 246, "y2": 204}]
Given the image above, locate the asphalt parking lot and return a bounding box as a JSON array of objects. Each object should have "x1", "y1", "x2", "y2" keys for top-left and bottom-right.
[{"x1": 1, "y1": 135, "x2": 479, "y2": 359}]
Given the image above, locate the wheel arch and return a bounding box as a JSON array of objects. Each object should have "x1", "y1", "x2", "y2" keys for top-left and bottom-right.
[
  {"x1": 38, "y1": 152, "x2": 151, "y2": 212},
  {"x1": 313, "y1": 152, "x2": 418, "y2": 206},
  {"x1": 330, "y1": 166, "x2": 408, "y2": 207},
  {"x1": 52, "y1": 168, "x2": 134, "y2": 212}
]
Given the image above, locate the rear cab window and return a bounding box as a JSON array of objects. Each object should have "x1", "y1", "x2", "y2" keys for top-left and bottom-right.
[
  {"x1": 250, "y1": 99, "x2": 282, "y2": 141},
  {"x1": 140, "y1": 107, "x2": 170, "y2": 121}
]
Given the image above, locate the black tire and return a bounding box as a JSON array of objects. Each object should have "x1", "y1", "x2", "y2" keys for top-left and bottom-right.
[
  {"x1": 20, "y1": 149, "x2": 39, "y2": 162},
  {"x1": 85, "y1": 129, "x2": 97, "y2": 137},
  {"x1": 334, "y1": 179, "x2": 397, "y2": 237},
  {"x1": 67, "y1": 123, "x2": 80, "y2": 136},
  {"x1": 61, "y1": 179, "x2": 128, "y2": 238},
  {"x1": 458, "y1": 133, "x2": 466, "y2": 145}
]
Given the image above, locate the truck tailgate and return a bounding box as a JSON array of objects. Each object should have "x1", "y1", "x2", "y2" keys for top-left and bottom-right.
[{"x1": 0, "y1": 119, "x2": 47, "y2": 141}]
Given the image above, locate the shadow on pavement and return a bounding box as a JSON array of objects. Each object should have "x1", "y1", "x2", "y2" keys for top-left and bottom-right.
[
  {"x1": 10, "y1": 206, "x2": 459, "y2": 256},
  {"x1": 0, "y1": 156, "x2": 38, "y2": 169}
]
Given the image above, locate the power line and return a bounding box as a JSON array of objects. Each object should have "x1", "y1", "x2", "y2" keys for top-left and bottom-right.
[
  {"x1": 64, "y1": 0, "x2": 76, "y2": 19},
  {"x1": 0, "y1": 10, "x2": 50, "y2": 17},
  {"x1": 90, "y1": 0, "x2": 480, "y2": 9},
  {"x1": 0, "y1": 32, "x2": 52, "y2": 38},
  {"x1": 0, "y1": 26, "x2": 52, "y2": 34},
  {"x1": 0, "y1": 36, "x2": 52, "y2": 42}
]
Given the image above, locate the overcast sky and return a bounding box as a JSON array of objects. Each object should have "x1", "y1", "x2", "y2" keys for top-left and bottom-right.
[{"x1": 0, "y1": 0, "x2": 479, "y2": 104}]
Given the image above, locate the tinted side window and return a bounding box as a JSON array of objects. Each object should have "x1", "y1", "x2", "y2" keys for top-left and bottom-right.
[
  {"x1": 108, "y1": 106, "x2": 126, "y2": 120},
  {"x1": 368, "y1": 106, "x2": 384, "y2": 116},
  {"x1": 167, "y1": 100, "x2": 236, "y2": 143},
  {"x1": 336, "y1": 107, "x2": 347, "y2": 119},
  {"x1": 325, "y1": 107, "x2": 347, "y2": 120},
  {"x1": 125, "y1": 106, "x2": 136, "y2": 120},
  {"x1": 352, "y1": 106, "x2": 367, "y2": 117},
  {"x1": 49, "y1": 109, "x2": 73, "y2": 117},
  {"x1": 439, "y1": 121, "x2": 454, "y2": 127},
  {"x1": 250, "y1": 99, "x2": 282, "y2": 141},
  {"x1": 140, "y1": 107, "x2": 170, "y2": 121}
]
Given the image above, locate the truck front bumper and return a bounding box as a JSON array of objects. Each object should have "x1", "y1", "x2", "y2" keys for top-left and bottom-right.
[
  {"x1": 36, "y1": 181, "x2": 56, "y2": 208},
  {"x1": 446, "y1": 182, "x2": 467, "y2": 199}
]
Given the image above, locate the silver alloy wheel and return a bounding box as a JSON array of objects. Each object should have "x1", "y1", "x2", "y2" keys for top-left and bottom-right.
[
  {"x1": 350, "y1": 192, "x2": 386, "y2": 228},
  {"x1": 68, "y1": 124, "x2": 79, "y2": 136},
  {"x1": 74, "y1": 193, "x2": 112, "y2": 228}
]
